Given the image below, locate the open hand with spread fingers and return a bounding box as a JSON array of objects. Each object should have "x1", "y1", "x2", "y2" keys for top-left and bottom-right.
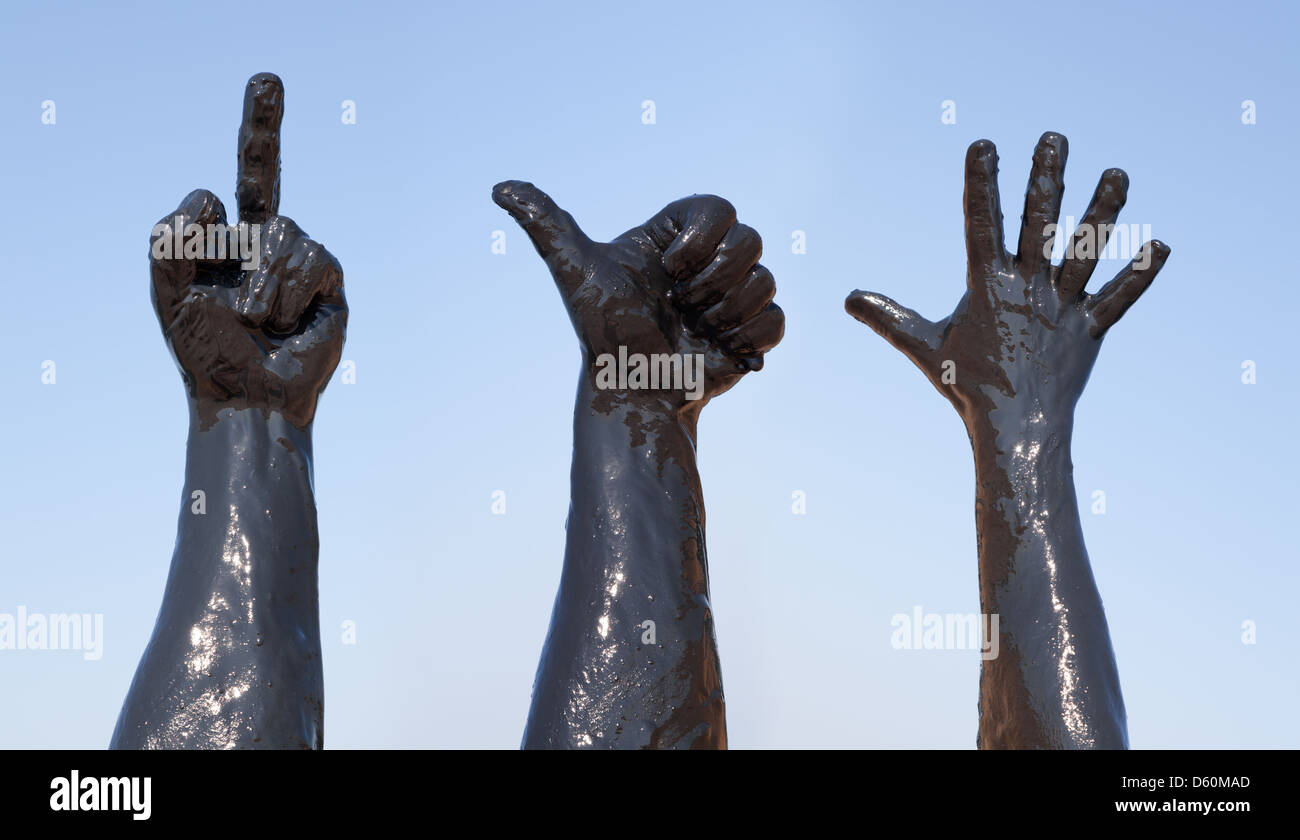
[
  {"x1": 844, "y1": 133, "x2": 1171, "y2": 749},
  {"x1": 846, "y1": 132, "x2": 1169, "y2": 431}
]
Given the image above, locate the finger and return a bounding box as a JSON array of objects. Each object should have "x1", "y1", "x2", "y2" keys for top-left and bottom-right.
[
  {"x1": 716, "y1": 302, "x2": 784, "y2": 358},
  {"x1": 1055, "y1": 168, "x2": 1129, "y2": 301},
  {"x1": 276, "y1": 296, "x2": 348, "y2": 359},
  {"x1": 268, "y1": 289, "x2": 348, "y2": 398},
  {"x1": 235, "y1": 215, "x2": 300, "y2": 326},
  {"x1": 236, "y1": 73, "x2": 284, "y2": 225},
  {"x1": 1016, "y1": 131, "x2": 1068, "y2": 278},
  {"x1": 492, "y1": 180, "x2": 592, "y2": 295},
  {"x1": 269, "y1": 238, "x2": 342, "y2": 335},
  {"x1": 149, "y1": 189, "x2": 228, "y2": 312},
  {"x1": 672, "y1": 223, "x2": 762, "y2": 312},
  {"x1": 696, "y1": 264, "x2": 776, "y2": 334},
  {"x1": 280, "y1": 282, "x2": 348, "y2": 353},
  {"x1": 641, "y1": 195, "x2": 737, "y2": 279},
  {"x1": 963, "y1": 139, "x2": 1007, "y2": 282},
  {"x1": 1086, "y1": 240, "x2": 1171, "y2": 335},
  {"x1": 845, "y1": 289, "x2": 941, "y2": 366}
]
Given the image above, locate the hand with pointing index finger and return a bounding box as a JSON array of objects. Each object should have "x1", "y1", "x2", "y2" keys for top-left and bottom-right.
[
  {"x1": 493, "y1": 181, "x2": 784, "y2": 415},
  {"x1": 149, "y1": 73, "x2": 346, "y2": 430},
  {"x1": 113, "y1": 74, "x2": 340, "y2": 750}
]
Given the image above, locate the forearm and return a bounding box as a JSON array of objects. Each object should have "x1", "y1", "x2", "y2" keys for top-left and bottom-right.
[
  {"x1": 968, "y1": 415, "x2": 1127, "y2": 749},
  {"x1": 523, "y1": 378, "x2": 725, "y2": 749},
  {"x1": 111, "y1": 406, "x2": 324, "y2": 749}
]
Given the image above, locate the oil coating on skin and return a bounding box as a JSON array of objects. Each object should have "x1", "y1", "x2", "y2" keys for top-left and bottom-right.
[
  {"x1": 494, "y1": 181, "x2": 784, "y2": 749},
  {"x1": 846, "y1": 133, "x2": 1170, "y2": 749},
  {"x1": 111, "y1": 74, "x2": 346, "y2": 749}
]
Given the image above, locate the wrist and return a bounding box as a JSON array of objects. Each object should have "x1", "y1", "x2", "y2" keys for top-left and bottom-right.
[
  {"x1": 578, "y1": 344, "x2": 709, "y2": 420},
  {"x1": 575, "y1": 365, "x2": 700, "y2": 441},
  {"x1": 966, "y1": 406, "x2": 1074, "y2": 475},
  {"x1": 188, "y1": 402, "x2": 315, "y2": 451},
  {"x1": 189, "y1": 385, "x2": 321, "y2": 432}
]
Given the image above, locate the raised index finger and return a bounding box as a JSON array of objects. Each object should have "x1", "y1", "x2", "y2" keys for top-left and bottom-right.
[{"x1": 236, "y1": 72, "x2": 284, "y2": 225}]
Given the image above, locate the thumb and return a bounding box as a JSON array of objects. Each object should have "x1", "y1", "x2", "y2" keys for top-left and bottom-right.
[
  {"x1": 845, "y1": 289, "x2": 941, "y2": 365},
  {"x1": 492, "y1": 180, "x2": 592, "y2": 294}
]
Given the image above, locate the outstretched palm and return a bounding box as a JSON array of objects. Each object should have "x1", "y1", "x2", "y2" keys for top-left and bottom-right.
[{"x1": 846, "y1": 132, "x2": 1169, "y2": 428}]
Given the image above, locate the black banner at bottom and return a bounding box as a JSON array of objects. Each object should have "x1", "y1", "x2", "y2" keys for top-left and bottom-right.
[{"x1": 2, "y1": 749, "x2": 1274, "y2": 825}]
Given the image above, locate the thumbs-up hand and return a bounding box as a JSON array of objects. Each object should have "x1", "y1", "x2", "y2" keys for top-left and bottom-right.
[{"x1": 493, "y1": 181, "x2": 783, "y2": 412}]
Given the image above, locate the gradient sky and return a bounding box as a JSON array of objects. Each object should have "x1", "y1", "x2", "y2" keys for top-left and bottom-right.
[{"x1": 1, "y1": 0, "x2": 1295, "y2": 748}]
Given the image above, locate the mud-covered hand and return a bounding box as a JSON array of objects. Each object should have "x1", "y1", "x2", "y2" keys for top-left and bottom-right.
[
  {"x1": 843, "y1": 133, "x2": 1172, "y2": 749},
  {"x1": 493, "y1": 181, "x2": 783, "y2": 411},
  {"x1": 149, "y1": 73, "x2": 346, "y2": 429},
  {"x1": 845, "y1": 133, "x2": 1169, "y2": 430}
]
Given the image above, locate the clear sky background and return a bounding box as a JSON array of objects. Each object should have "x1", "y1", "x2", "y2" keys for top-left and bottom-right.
[{"x1": 1, "y1": 0, "x2": 1295, "y2": 748}]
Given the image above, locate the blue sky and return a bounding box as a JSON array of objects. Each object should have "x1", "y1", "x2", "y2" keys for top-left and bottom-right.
[{"x1": 0, "y1": 0, "x2": 1295, "y2": 747}]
